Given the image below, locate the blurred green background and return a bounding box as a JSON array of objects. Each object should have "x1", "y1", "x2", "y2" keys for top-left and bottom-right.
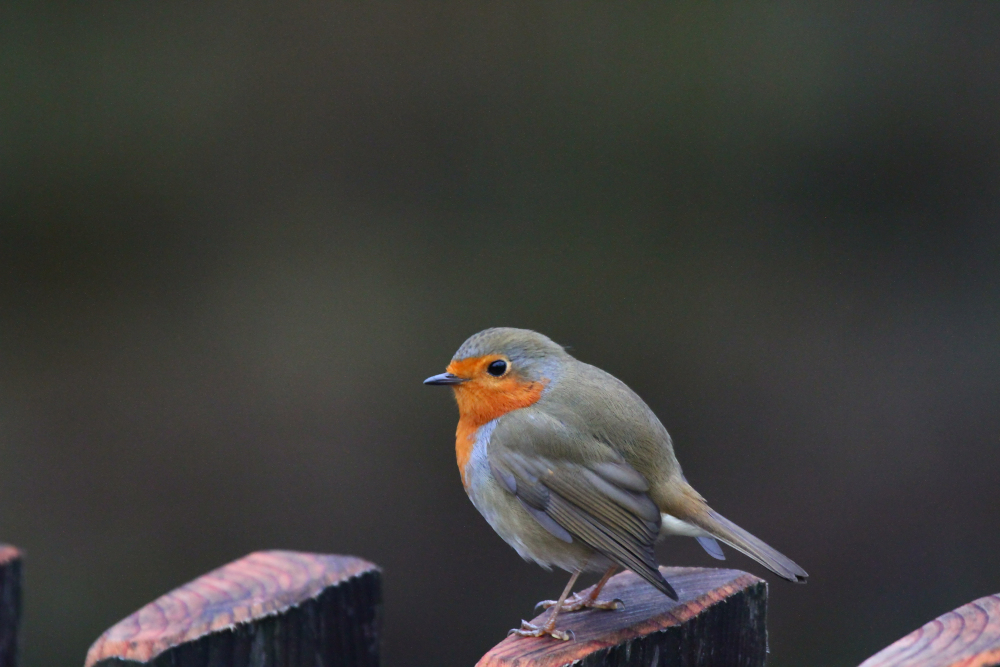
[{"x1": 2, "y1": 3, "x2": 999, "y2": 666}]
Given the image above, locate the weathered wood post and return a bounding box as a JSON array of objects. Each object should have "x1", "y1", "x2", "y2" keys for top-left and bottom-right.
[
  {"x1": 858, "y1": 592, "x2": 1000, "y2": 667},
  {"x1": 21, "y1": 543, "x2": 998, "y2": 667},
  {"x1": 84, "y1": 551, "x2": 381, "y2": 667},
  {"x1": 0, "y1": 545, "x2": 22, "y2": 667},
  {"x1": 478, "y1": 566, "x2": 768, "y2": 667}
]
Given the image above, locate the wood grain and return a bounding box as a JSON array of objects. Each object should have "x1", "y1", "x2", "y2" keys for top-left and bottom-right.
[
  {"x1": 85, "y1": 551, "x2": 381, "y2": 667},
  {"x1": 859, "y1": 593, "x2": 1000, "y2": 667},
  {"x1": 0, "y1": 545, "x2": 22, "y2": 667},
  {"x1": 478, "y1": 566, "x2": 767, "y2": 667}
]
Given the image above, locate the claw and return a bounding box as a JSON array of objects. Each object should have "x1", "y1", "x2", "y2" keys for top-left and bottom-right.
[
  {"x1": 534, "y1": 592, "x2": 625, "y2": 613},
  {"x1": 508, "y1": 619, "x2": 574, "y2": 641},
  {"x1": 508, "y1": 621, "x2": 527, "y2": 637},
  {"x1": 551, "y1": 628, "x2": 575, "y2": 641}
]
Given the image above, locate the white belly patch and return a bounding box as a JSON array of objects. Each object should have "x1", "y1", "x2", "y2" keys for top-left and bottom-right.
[{"x1": 659, "y1": 513, "x2": 709, "y2": 537}]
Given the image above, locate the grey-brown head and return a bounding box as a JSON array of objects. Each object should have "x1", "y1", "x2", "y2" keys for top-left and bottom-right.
[{"x1": 424, "y1": 327, "x2": 569, "y2": 387}]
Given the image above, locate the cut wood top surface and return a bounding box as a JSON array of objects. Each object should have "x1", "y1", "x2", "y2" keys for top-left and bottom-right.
[
  {"x1": 84, "y1": 551, "x2": 379, "y2": 667},
  {"x1": 859, "y1": 593, "x2": 1000, "y2": 667},
  {"x1": 478, "y1": 566, "x2": 763, "y2": 667},
  {"x1": 0, "y1": 545, "x2": 20, "y2": 566}
]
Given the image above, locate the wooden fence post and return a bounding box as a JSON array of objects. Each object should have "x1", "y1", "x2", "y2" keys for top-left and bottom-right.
[
  {"x1": 478, "y1": 566, "x2": 767, "y2": 667},
  {"x1": 0, "y1": 545, "x2": 22, "y2": 667},
  {"x1": 84, "y1": 551, "x2": 381, "y2": 667},
  {"x1": 7, "y1": 541, "x2": 993, "y2": 667},
  {"x1": 858, "y1": 592, "x2": 1000, "y2": 667}
]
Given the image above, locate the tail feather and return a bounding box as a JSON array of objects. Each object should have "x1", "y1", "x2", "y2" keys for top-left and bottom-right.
[
  {"x1": 687, "y1": 509, "x2": 808, "y2": 583},
  {"x1": 696, "y1": 536, "x2": 726, "y2": 560}
]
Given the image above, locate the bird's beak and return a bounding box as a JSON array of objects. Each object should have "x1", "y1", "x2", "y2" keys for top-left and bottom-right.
[{"x1": 423, "y1": 372, "x2": 467, "y2": 386}]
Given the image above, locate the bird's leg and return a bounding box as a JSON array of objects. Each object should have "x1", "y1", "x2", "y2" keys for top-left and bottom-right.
[
  {"x1": 510, "y1": 570, "x2": 580, "y2": 641},
  {"x1": 536, "y1": 566, "x2": 624, "y2": 613}
]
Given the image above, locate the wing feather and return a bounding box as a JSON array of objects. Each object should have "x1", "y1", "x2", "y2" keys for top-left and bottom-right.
[{"x1": 490, "y1": 419, "x2": 677, "y2": 600}]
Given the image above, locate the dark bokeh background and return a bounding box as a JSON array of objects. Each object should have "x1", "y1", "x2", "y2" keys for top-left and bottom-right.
[{"x1": 2, "y1": 3, "x2": 999, "y2": 666}]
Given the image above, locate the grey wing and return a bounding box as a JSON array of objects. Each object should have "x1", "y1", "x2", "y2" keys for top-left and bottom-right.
[{"x1": 490, "y1": 449, "x2": 678, "y2": 600}]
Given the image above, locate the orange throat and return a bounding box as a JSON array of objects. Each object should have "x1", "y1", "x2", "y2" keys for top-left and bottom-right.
[{"x1": 446, "y1": 356, "x2": 547, "y2": 488}]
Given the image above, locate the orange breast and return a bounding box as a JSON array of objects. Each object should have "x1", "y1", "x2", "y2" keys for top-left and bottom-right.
[{"x1": 448, "y1": 356, "x2": 547, "y2": 488}]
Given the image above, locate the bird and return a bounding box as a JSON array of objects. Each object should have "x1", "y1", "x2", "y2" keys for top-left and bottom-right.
[{"x1": 424, "y1": 327, "x2": 807, "y2": 641}]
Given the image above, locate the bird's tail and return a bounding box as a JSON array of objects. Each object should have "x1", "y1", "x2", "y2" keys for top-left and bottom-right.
[{"x1": 685, "y1": 509, "x2": 808, "y2": 583}]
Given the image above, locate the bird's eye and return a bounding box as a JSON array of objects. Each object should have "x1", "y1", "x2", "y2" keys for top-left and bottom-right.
[{"x1": 487, "y1": 360, "x2": 508, "y2": 377}]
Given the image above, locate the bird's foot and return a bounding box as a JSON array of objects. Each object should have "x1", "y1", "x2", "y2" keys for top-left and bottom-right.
[
  {"x1": 508, "y1": 619, "x2": 574, "y2": 641},
  {"x1": 535, "y1": 591, "x2": 625, "y2": 613}
]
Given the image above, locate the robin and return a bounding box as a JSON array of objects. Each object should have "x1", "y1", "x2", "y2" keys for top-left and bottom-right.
[{"x1": 425, "y1": 327, "x2": 807, "y2": 640}]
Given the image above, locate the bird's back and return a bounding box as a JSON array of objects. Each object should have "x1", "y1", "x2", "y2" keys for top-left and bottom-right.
[{"x1": 538, "y1": 358, "x2": 686, "y2": 500}]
